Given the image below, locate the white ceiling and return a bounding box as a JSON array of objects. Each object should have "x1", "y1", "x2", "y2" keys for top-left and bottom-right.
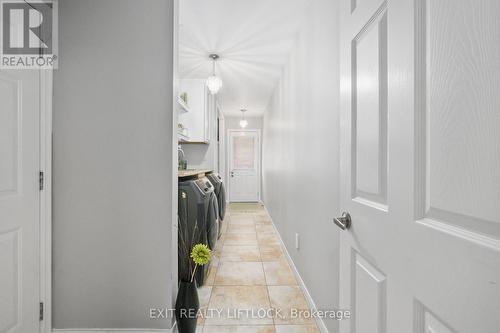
[{"x1": 179, "y1": 0, "x2": 311, "y2": 116}]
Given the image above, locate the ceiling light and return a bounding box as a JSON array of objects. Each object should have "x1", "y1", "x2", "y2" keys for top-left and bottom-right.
[
  {"x1": 206, "y1": 54, "x2": 222, "y2": 95},
  {"x1": 239, "y1": 109, "x2": 248, "y2": 128},
  {"x1": 239, "y1": 119, "x2": 248, "y2": 128}
]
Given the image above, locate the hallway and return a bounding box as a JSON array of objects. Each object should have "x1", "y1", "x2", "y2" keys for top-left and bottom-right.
[
  {"x1": 2, "y1": 0, "x2": 498, "y2": 332},
  {"x1": 197, "y1": 203, "x2": 320, "y2": 333}
]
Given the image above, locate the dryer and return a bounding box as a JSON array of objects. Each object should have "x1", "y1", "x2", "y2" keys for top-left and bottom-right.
[
  {"x1": 207, "y1": 172, "x2": 226, "y2": 238},
  {"x1": 199, "y1": 177, "x2": 219, "y2": 251},
  {"x1": 208, "y1": 189, "x2": 219, "y2": 247}
]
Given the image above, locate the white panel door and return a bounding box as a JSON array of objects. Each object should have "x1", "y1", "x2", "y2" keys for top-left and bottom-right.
[
  {"x1": 228, "y1": 130, "x2": 260, "y2": 202},
  {"x1": 0, "y1": 70, "x2": 40, "y2": 333},
  {"x1": 339, "y1": 0, "x2": 500, "y2": 332}
]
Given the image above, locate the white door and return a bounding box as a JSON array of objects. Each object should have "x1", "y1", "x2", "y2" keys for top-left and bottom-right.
[
  {"x1": 228, "y1": 130, "x2": 260, "y2": 202},
  {"x1": 339, "y1": 0, "x2": 500, "y2": 332},
  {"x1": 0, "y1": 70, "x2": 41, "y2": 332}
]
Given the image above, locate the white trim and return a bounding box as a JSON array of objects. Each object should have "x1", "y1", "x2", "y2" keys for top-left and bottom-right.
[
  {"x1": 263, "y1": 205, "x2": 330, "y2": 333},
  {"x1": 217, "y1": 105, "x2": 226, "y2": 178},
  {"x1": 417, "y1": 217, "x2": 500, "y2": 252},
  {"x1": 40, "y1": 69, "x2": 53, "y2": 333},
  {"x1": 226, "y1": 129, "x2": 262, "y2": 203},
  {"x1": 52, "y1": 329, "x2": 173, "y2": 333}
]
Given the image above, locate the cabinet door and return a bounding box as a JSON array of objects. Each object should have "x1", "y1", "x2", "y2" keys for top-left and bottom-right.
[{"x1": 178, "y1": 79, "x2": 209, "y2": 143}]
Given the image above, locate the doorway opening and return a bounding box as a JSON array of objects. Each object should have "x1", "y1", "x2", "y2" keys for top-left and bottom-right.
[{"x1": 227, "y1": 130, "x2": 261, "y2": 203}]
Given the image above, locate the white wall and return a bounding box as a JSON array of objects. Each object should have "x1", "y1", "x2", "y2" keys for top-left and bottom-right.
[
  {"x1": 52, "y1": 0, "x2": 175, "y2": 329},
  {"x1": 262, "y1": 0, "x2": 341, "y2": 331}
]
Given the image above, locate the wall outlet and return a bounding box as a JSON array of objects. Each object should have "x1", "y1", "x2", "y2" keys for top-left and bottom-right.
[{"x1": 295, "y1": 233, "x2": 300, "y2": 249}]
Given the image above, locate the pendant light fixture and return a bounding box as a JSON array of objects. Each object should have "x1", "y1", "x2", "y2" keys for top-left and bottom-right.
[
  {"x1": 239, "y1": 109, "x2": 248, "y2": 128},
  {"x1": 206, "y1": 54, "x2": 222, "y2": 95}
]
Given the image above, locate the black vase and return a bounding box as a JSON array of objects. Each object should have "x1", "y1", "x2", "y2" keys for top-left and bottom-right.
[{"x1": 175, "y1": 281, "x2": 199, "y2": 333}]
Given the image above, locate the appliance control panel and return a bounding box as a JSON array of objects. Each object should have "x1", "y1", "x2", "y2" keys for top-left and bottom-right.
[{"x1": 195, "y1": 178, "x2": 212, "y2": 193}]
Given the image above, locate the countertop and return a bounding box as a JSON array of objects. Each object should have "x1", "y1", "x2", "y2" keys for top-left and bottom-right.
[{"x1": 178, "y1": 169, "x2": 213, "y2": 179}]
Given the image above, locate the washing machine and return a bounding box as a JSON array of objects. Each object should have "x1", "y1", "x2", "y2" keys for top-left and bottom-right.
[
  {"x1": 178, "y1": 178, "x2": 215, "y2": 286},
  {"x1": 207, "y1": 172, "x2": 226, "y2": 238}
]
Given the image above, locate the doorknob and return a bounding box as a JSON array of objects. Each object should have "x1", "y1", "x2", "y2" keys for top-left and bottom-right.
[
  {"x1": 333, "y1": 212, "x2": 351, "y2": 230},
  {"x1": 230, "y1": 171, "x2": 234, "y2": 177}
]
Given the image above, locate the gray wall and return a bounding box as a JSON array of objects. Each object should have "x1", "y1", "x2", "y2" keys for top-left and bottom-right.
[
  {"x1": 180, "y1": 143, "x2": 214, "y2": 170},
  {"x1": 262, "y1": 0, "x2": 341, "y2": 331},
  {"x1": 52, "y1": 0, "x2": 175, "y2": 329}
]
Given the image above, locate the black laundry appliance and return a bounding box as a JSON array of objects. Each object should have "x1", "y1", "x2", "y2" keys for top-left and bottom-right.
[
  {"x1": 206, "y1": 172, "x2": 226, "y2": 238},
  {"x1": 201, "y1": 177, "x2": 219, "y2": 251},
  {"x1": 178, "y1": 177, "x2": 218, "y2": 286}
]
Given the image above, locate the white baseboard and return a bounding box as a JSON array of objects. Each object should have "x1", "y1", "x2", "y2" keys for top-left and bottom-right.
[
  {"x1": 53, "y1": 329, "x2": 173, "y2": 333},
  {"x1": 263, "y1": 206, "x2": 330, "y2": 333}
]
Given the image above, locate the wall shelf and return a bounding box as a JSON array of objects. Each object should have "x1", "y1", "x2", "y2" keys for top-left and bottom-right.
[
  {"x1": 178, "y1": 140, "x2": 209, "y2": 145},
  {"x1": 178, "y1": 132, "x2": 190, "y2": 142},
  {"x1": 177, "y1": 97, "x2": 190, "y2": 113}
]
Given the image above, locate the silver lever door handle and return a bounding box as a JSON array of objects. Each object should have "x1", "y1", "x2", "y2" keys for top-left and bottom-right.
[{"x1": 334, "y1": 212, "x2": 351, "y2": 230}]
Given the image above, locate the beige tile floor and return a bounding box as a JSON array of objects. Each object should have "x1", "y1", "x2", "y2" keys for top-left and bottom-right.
[{"x1": 196, "y1": 203, "x2": 320, "y2": 333}]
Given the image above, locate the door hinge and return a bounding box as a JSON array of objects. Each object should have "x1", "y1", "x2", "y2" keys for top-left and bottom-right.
[
  {"x1": 39, "y1": 171, "x2": 44, "y2": 190},
  {"x1": 39, "y1": 302, "x2": 44, "y2": 321}
]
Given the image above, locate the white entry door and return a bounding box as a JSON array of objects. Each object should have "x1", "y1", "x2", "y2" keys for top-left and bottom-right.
[
  {"x1": 339, "y1": 0, "x2": 500, "y2": 332},
  {"x1": 228, "y1": 130, "x2": 260, "y2": 202},
  {"x1": 0, "y1": 70, "x2": 41, "y2": 332}
]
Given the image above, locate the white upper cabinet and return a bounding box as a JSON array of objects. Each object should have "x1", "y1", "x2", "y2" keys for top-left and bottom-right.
[{"x1": 178, "y1": 79, "x2": 211, "y2": 143}]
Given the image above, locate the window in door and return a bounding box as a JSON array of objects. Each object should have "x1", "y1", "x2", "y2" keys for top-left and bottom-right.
[{"x1": 232, "y1": 135, "x2": 255, "y2": 170}]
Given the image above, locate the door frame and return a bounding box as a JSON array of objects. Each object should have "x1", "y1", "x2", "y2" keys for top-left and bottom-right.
[
  {"x1": 217, "y1": 104, "x2": 225, "y2": 180},
  {"x1": 39, "y1": 69, "x2": 53, "y2": 333},
  {"x1": 226, "y1": 129, "x2": 261, "y2": 203}
]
